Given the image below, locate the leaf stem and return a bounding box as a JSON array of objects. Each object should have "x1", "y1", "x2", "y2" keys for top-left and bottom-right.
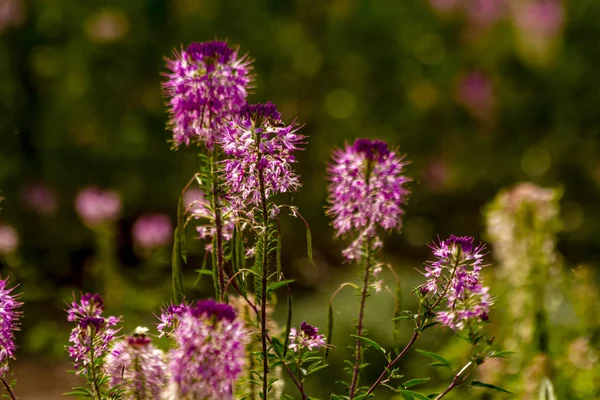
[
  {"x1": 348, "y1": 238, "x2": 373, "y2": 399},
  {"x1": 209, "y1": 148, "x2": 226, "y2": 302},
  {"x1": 434, "y1": 361, "x2": 474, "y2": 400},
  {"x1": 0, "y1": 377, "x2": 17, "y2": 400},
  {"x1": 366, "y1": 330, "x2": 420, "y2": 396}
]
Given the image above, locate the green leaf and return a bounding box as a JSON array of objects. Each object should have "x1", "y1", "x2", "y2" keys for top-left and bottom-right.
[
  {"x1": 171, "y1": 226, "x2": 185, "y2": 304},
  {"x1": 415, "y1": 349, "x2": 451, "y2": 369},
  {"x1": 306, "y1": 227, "x2": 315, "y2": 267},
  {"x1": 488, "y1": 350, "x2": 515, "y2": 359},
  {"x1": 471, "y1": 381, "x2": 512, "y2": 394},
  {"x1": 398, "y1": 390, "x2": 431, "y2": 400},
  {"x1": 283, "y1": 292, "x2": 293, "y2": 357},
  {"x1": 325, "y1": 302, "x2": 333, "y2": 360},
  {"x1": 351, "y1": 335, "x2": 386, "y2": 355},
  {"x1": 402, "y1": 378, "x2": 430, "y2": 388},
  {"x1": 267, "y1": 279, "x2": 295, "y2": 293}
]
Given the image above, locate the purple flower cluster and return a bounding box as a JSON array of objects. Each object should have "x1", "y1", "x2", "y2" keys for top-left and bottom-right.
[
  {"x1": 289, "y1": 321, "x2": 327, "y2": 353},
  {"x1": 163, "y1": 41, "x2": 253, "y2": 148},
  {"x1": 421, "y1": 235, "x2": 492, "y2": 331},
  {"x1": 0, "y1": 224, "x2": 18, "y2": 256},
  {"x1": 157, "y1": 302, "x2": 190, "y2": 337},
  {"x1": 104, "y1": 327, "x2": 167, "y2": 399},
  {"x1": 0, "y1": 278, "x2": 22, "y2": 375},
  {"x1": 166, "y1": 300, "x2": 247, "y2": 399},
  {"x1": 132, "y1": 214, "x2": 173, "y2": 250},
  {"x1": 75, "y1": 187, "x2": 122, "y2": 227},
  {"x1": 220, "y1": 102, "x2": 304, "y2": 214},
  {"x1": 67, "y1": 293, "x2": 121, "y2": 375},
  {"x1": 326, "y1": 139, "x2": 410, "y2": 260}
]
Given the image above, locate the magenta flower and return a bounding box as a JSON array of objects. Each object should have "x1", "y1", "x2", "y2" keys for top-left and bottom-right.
[
  {"x1": 67, "y1": 293, "x2": 121, "y2": 376},
  {"x1": 167, "y1": 300, "x2": 247, "y2": 399},
  {"x1": 132, "y1": 214, "x2": 173, "y2": 250},
  {"x1": 0, "y1": 278, "x2": 22, "y2": 376},
  {"x1": 162, "y1": 40, "x2": 253, "y2": 148},
  {"x1": 20, "y1": 183, "x2": 58, "y2": 216},
  {"x1": 326, "y1": 139, "x2": 410, "y2": 260},
  {"x1": 289, "y1": 322, "x2": 327, "y2": 353},
  {"x1": 220, "y1": 102, "x2": 304, "y2": 214},
  {"x1": 75, "y1": 187, "x2": 122, "y2": 227},
  {"x1": 183, "y1": 188, "x2": 235, "y2": 251},
  {"x1": 156, "y1": 302, "x2": 190, "y2": 337},
  {"x1": 105, "y1": 327, "x2": 167, "y2": 399},
  {"x1": 0, "y1": 224, "x2": 18, "y2": 256},
  {"x1": 514, "y1": 0, "x2": 564, "y2": 37},
  {"x1": 420, "y1": 235, "x2": 493, "y2": 331}
]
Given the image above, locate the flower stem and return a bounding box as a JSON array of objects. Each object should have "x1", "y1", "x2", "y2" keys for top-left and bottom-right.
[
  {"x1": 434, "y1": 361, "x2": 474, "y2": 400},
  {"x1": 209, "y1": 148, "x2": 226, "y2": 302},
  {"x1": 366, "y1": 330, "x2": 420, "y2": 396},
  {"x1": 88, "y1": 330, "x2": 103, "y2": 400},
  {"x1": 348, "y1": 239, "x2": 373, "y2": 399},
  {"x1": 0, "y1": 377, "x2": 17, "y2": 400}
]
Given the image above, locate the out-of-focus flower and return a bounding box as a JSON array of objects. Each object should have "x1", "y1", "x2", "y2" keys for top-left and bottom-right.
[
  {"x1": 104, "y1": 327, "x2": 167, "y2": 399},
  {"x1": 429, "y1": 0, "x2": 460, "y2": 13},
  {"x1": 514, "y1": 0, "x2": 564, "y2": 37},
  {"x1": 420, "y1": 235, "x2": 492, "y2": 331},
  {"x1": 0, "y1": 0, "x2": 25, "y2": 33},
  {"x1": 0, "y1": 278, "x2": 22, "y2": 376},
  {"x1": 167, "y1": 300, "x2": 247, "y2": 399},
  {"x1": 75, "y1": 187, "x2": 122, "y2": 227},
  {"x1": 132, "y1": 214, "x2": 173, "y2": 250},
  {"x1": 67, "y1": 293, "x2": 121, "y2": 376},
  {"x1": 220, "y1": 102, "x2": 304, "y2": 215},
  {"x1": 84, "y1": 9, "x2": 129, "y2": 43},
  {"x1": 0, "y1": 224, "x2": 18, "y2": 256},
  {"x1": 326, "y1": 138, "x2": 410, "y2": 261},
  {"x1": 163, "y1": 41, "x2": 253, "y2": 148},
  {"x1": 467, "y1": 0, "x2": 506, "y2": 28},
  {"x1": 289, "y1": 322, "x2": 327, "y2": 352},
  {"x1": 457, "y1": 71, "x2": 495, "y2": 121},
  {"x1": 20, "y1": 183, "x2": 58, "y2": 216}
]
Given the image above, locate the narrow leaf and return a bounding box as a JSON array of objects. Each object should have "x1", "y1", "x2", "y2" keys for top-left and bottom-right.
[
  {"x1": 351, "y1": 335, "x2": 386, "y2": 355},
  {"x1": 325, "y1": 302, "x2": 333, "y2": 360},
  {"x1": 171, "y1": 226, "x2": 185, "y2": 303},
  {"x1": 471, "y1": 381, "x2": 512, "y2": 394},
  {"x1": 276, "y1": 219, "x2": 282, "y2": 277},
  {"x1": 398, "y1": 390, "x2": 431, "y2": 400},
  {"x1": 488, "y1": 350, "x2": 515, "y2": 359},
  {"x1": 415, "y1": 349, "x2": 451, "y2": 368},
  {"x1": 283, "y1": 292, "x2": 293, "y2": 357},
  {"x1": 403, "y1": 378, "x2": 430, "y2": 388},
  {"x1": 306, "y1": 227, "x2": 315, "y2": 267},
  {"x1": 267, "y1": 279, "x2": 295, "y2": 293},
  {"x1": 392, "y1": 277, "x2": 403, "y2": 353}
]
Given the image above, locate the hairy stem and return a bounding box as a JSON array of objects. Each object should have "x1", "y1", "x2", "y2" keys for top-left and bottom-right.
[
  {"x1": 209, "y1": 148, "x2": 226, "y2": 302},
  {"x1": 88, "y1": 330, "x2": 103, "y2": 400},
  {"x1": 434, "y1": 361, "x2": 474, "y2": 400},
  {"x1": 0, "y1": 377, "x2": 17, "y2": 400},
  {"x1": 366, "y1": 330, "x2": 420, "y2": 395},
  {"x1": 348, "y1": 239, "x2": 373, "y2": 399}
]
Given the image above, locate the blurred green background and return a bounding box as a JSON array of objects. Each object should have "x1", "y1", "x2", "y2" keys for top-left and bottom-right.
[{"x1": 0, "y1": 0, "x2": 599, "y2": 398}]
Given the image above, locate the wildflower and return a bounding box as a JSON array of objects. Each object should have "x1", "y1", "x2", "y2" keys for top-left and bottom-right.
[
  {"x1": 0, "y1": 278, "x2": 22, "y2": 375},
  {"x1": 162, "y1": 40, "x2": 253, "y2": 148},
  {"x1": 288, "y1": 322, "x2": 327, "y2": 352},
  {"x1": 75, "y1": 187, "x2": 122, "y2": 227},
  {"x1": 326, "y1": 138, "x2": 410, "y2": 260},
  {"x1": 156, "y1": 302, "x2": 190, "y2": 337},
  {"x1": 105, "y1": 327, "x2": 167, "y2": 399},
  {"x1": 132, "y1": 214, "x2": 173, "y2": 250},
  {"x1": 167, "y1": 300, "x2": 247, "y2": 399},
  {"x1": 0, "y1": 224, "x2": 18, "y2": 256},
  {"x1": 183, "y1": 188, "x2": 235, "y2": 251},
  {"x1": 420, "y1": 235, "x2": 492, "y2": 331},
  {"x1": 67, "y1": 293, "x2": 121, "y2": 376},
  {"x1": 220, "y1": 102, "x2": 304, "y2": 214}
]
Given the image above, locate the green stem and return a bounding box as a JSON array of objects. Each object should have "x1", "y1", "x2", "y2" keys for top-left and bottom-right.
[
  {"x1": 88, "y1": 329, "x2": 103, "y2": 400},
  {"x1": 0, "y1": 376, "x2": 17, "y2": 400},
  {"x1": 348, "y1": 239, "x2": 373, "y2": 399},
  {"x1": 209, "y1": 148, "x2": 226, "y2": 302},
  {"x1": 433, "y1": 361, "x2": 474, "y2": 400}
]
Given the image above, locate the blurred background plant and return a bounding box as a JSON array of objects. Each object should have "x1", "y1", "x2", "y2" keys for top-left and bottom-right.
[{"x1": 0, "y1": 0, "x2": 599, "y2": 398}]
